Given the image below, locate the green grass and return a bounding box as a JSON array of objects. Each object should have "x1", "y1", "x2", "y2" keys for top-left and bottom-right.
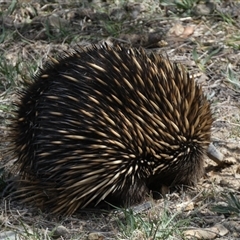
[
  {"x1": 0, "y1": 0, "x2": 240, "y2": 239},
  {"x1": 0, "y1": 0, "x2": 16, "y2": 43},
  {"x1": 226, "y1": 34, "x2": 240, "y2": 50},
  {"x1": 0, "y1": 56, "x2": 21, "y2": 93},
  {"x1": 217, "y1": 10, "x2": 236, "y2": 25},
  {"x1": 174, "y1": 0, "x2": 197, "y2": 12},
  {"x1": 160, "y1": 0, "x2": 198, "y2": 16},
  {"x1": 225, "y1": 64, "x2": 240, "y2": 91},
  {"x1": 1, "y1": 0, "x2": 18, "y2": 16},
  {"x1": 192, "y1": 46, "x2": 223, "y2": 73},
  {"x1": 116, "y1": 204, "x2": 188, "y2": 239},
  {"x1": 212, "y1": 192, "x2": 240, "y2": 216}
]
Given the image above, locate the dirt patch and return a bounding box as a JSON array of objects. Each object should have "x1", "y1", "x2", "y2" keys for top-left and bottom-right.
[{"x1": 0, "y1": 0, "x2": 240, "y2": 239}]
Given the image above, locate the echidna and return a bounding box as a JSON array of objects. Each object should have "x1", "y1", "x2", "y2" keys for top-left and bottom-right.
[{"x1": 10, "y1": 44, "x2": 213, "y2": 215}]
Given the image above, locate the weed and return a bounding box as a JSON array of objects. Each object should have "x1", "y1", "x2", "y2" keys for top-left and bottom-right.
[
  {"x1": 217, "y1": 10, "x2": 236, "y2": 25},
  {"x1": 192, "y1": 47, "x2": 222, "y2": 72},
  {"x1": 212, "y1": 192, "x2": 240, "y2": 216},
  {"x1": 117, "y1": 204, "x2": 188, "y2": 239},
  {"x1": 224, "y1": 64, "x2": 240, "y2": 91},
  {"x1": 103, "y1": 20, "x2": 124, "y2": 37}
]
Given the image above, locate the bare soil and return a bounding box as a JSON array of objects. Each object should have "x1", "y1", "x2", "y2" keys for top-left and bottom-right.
[{"x1": 0, "y1": 1, "x2": 240, "y2": 239}]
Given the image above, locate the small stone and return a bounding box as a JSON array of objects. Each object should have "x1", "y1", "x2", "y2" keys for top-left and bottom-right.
[
  {"x1": 52, "y1": 225, "x2": 69, "y2": 238},
  {"x1": 88, "y1": 232, "x2": 104, "y2": 240},
  {"x1": 214, "y1": 223, "x2": 229, "y2": 236},
  {"x1": 193, "y1": 2, "x2": 216, "y2": 16},
  {"x1": 0, "y1": 231, "x2": 19, "y2": 240},
  {"x1": 183, "y1": 223, "x2": 228, "y2": 239}
]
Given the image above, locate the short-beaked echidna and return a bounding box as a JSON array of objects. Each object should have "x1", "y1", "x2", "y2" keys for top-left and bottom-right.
[{"x1": 10, "y1": 44, "x2": 213, "y2": 215}]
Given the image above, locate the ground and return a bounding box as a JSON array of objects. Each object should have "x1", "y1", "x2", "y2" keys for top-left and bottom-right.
[{"x1": 0, "y1": 0, "x2": 240, "y2": 239}]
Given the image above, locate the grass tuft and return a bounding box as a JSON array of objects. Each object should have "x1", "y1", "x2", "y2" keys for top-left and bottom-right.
[
  {"x1": 116, "y1": 204, "x2": 188, "y2": 239},
  {"x1": 212, "y1": 192, "x2": 240, "y2": 216}
]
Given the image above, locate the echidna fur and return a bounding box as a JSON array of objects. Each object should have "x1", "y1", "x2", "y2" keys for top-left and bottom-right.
[{"x1": 10, "y1": 43, "x2": 213, "y2": 215}]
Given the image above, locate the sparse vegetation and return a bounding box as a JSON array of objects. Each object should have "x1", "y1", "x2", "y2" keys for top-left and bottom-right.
[
  {"x1": 0, "y1": 0, "x2": 240, "y2": 239},
  {"x1": 212, "y1": 192, "x2": 240, "y2": 216},
  {"x1": 174, "y1": 0, "x2": 197, "y2": 13},
  {"x1": 117, "y1": 206, "x2": 188, "y2": 239}
]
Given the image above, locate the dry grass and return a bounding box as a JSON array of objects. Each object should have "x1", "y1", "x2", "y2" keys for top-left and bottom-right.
[{"x1": 0, "y1": 0, "x2": 240, "y2": 239}]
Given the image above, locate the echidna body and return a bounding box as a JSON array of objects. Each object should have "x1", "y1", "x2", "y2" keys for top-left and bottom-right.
[{"x1": 11, "y1": 44, "x2": 212, "y2": 215}]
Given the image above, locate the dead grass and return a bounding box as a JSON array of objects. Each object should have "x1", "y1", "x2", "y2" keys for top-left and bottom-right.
[{"x1": 0, "y1": 0, "x2": 240, "y2": 239}]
